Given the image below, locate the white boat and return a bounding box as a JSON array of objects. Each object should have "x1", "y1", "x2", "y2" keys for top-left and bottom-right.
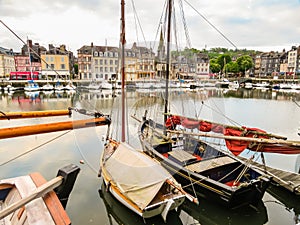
[
  {"x1": 0, "y1": 164, "x2": 80, "y2": 225},
  {"x1": 244, "y1": 82, "x2": 253, "y2": 89},
  {"x1": 291, "y1": 83, "x2": 300, "y2": 90},
  {"x1": 64, "y1": 82, "x2": 76, "y2": 91},
  {"x1": 24, "y1": 80, "x2": 40, "y2": 91},
  {"x1": 253, "y1": 81, "x2": 270, "y2": 89},
  {"x1": 100, "y1": 80, "x2": 113, "y2": 90},
  {"x1": 100, "y1": 141, "x2": 188, "y2": 221},
  {"x1": 229, "y1": 80, "x2": 239, "y2": 89},
  {"x1": 279, "y1": 83, "x2": 292, "y2": 89},
  {"x1": 54, "y1": 82, "x2": 65, "y2": 92},
  {"x1": 215, "y1": 79, "x2": 230, "y2": 88},
  {"x1": 87, "y1": 82, "x2": 101, "y2": 90},
  {"x1": 135, "y1": 81, "x2": 157, "y2": 89},
  {"x1": 42, "y1": 83, "x2": 54, "y2": 91},
  {"x1": 3, "y1": 84, "x2": 20, "y2": 92}
]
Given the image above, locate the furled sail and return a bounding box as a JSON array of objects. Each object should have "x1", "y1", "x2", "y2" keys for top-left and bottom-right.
[{"x1": 166, "y1": 115, "x2": 300, "y2": 155}]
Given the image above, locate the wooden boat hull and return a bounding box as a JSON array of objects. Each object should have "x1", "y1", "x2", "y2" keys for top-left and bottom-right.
[
  {"x1": 0, "y1": 164, "x2": 80, "y2": 225},
  {"x1": 139, "y1": 120, "x2": 271, "y2": 209},
  {"x1": 99, "y1": 141, "x2": 186, "y2": 221},
  {"x1": 101, "y1": 173, "x2": 185, "y2": 219},
  {"x1": 99, "y1": 182, "x2": 184, "y2": 225}
]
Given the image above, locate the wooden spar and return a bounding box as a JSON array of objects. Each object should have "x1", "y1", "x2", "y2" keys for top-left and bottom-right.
[
  {"x1": 0, "y1": 176, "x2": 63, "y2": 220},
  {"x1": 0, "y1": 117, "x2": 110, "y2": 139},
  {"x1": 163, "y1": 0, "x2": 172, "y2": 135},
  {"x1": 168, "y1": 130, "x2": 300, "y2": 147},
  {"x1": 120, "y1": 0, "x2": 126, "y2": 142},
  {"x1": 164, "y1": 112, "x2": 287, "y2": 140},
  {"x1": 166, "y1": 179, "x2": 199, "y2": 205},
  {"x1": 0, "y1": 109, "x2": 71, "y2": 120}
]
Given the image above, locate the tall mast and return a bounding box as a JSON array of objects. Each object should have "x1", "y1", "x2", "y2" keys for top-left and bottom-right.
[
  {"x1": 164, "y1": 0, "x2": 172, "y2": 134},
  {"x1": 121, "y1": 0, "x2": 126, "y2": 142},
  {"x1": 27, "y1": 38, "x2": 33, "y2": 80}
]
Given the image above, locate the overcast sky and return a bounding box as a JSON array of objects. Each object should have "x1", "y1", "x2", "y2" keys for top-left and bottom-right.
[{"x1": 1, "y1": 0, "x2": 300, "y2": 54}]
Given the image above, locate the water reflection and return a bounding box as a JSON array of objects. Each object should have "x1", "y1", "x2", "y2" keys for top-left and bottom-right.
[
  {"x1": 2, "y1": 87, "x2": 300, "y2": 103},
  {"x1": 99, "y1": 182, "x2": 183, "y2": 225},
  {"x1": 1, "y1": 87, "x2": 300, "y2": 225},
  {"x1": 267, "y1": 184, "x2": 300, "y2": 225},
  {"x1": 179, "y1": 198, "x2": 268, "y2": 225}
]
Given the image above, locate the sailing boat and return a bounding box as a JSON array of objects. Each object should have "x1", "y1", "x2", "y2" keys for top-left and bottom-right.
[
  {"x1": 98, "y1": 0, "x2": 195, "y2": 221},
  {"x1": 138, "y1": 0, "x2": 271, "y2": 209}
]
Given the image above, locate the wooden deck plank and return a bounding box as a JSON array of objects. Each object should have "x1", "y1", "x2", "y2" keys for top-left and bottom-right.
[
  {"x1": 169, "y1": 150, "x2": 196, "y2": 162},
  {"x1": 238, "y1": 156, "x2": 300, "y2": 194},
  {"x1": 185, "y1": 156, "x2": 236, "y2": 173}
]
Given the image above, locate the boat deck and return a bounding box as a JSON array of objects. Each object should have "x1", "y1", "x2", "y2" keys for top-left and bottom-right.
[
  {"x1": 185, "y1": 156, "x2": 236, "y2": 173},
  {"x1": 238, "y1": 156, "x2": 300, "y2": 195}
]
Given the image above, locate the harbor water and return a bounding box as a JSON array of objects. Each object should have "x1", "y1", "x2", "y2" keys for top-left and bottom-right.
[{"x1": 0, "y1": 87, "x2": 300, "y2": 225}]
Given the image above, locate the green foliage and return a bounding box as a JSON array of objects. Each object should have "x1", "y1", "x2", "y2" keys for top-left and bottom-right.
[
  {"x1": 171, "y1": 47, "x2": 258, "y2": 75},
  {"x1": 224, "y1": 61, "x2": 239, "y2": 73},
  {"x1": 236, "y1": 55, "x2": 254, "y2": 73}
]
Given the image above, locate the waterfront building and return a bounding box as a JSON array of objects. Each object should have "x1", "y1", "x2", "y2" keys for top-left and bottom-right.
[
  {"x1": 195, "y1": 53, "x2": 210, "y2": 79},
  {"x1": 287, "y1": 46, "x2": 300, "y2": 77},
  {"x1": 132, "y1": 42, "x2": 155, "y2": 81},
  {"x1": 279, "y1": 51, "x2": 288, "y2": 77},
  {"x1": 40, "y1": 44, "x2": 70, "y2": 80},
  {"x1": 0, "y1": 47, "x2": 15, "y2": 79},
  {"x1": 77, "y1": 44, "x2": 119, "y2": 81},
  {"x1": 77, "y1": 43, "x2": 155, "y2": 82},
  {"x1": 258, "y1": 51, "x2": 281, "y2": 77},
  {"x1": 93, "y1": 45, "x2": 119, "y2": 81}
]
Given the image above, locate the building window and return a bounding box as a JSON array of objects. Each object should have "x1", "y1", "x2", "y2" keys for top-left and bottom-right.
[{"x1": 61, "y1": 64, "x2": 65, "y2": 69}]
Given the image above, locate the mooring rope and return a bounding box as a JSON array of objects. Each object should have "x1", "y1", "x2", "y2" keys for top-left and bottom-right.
[{"x1": 0, "y1": 130, "x2": 71, "y2": 166}]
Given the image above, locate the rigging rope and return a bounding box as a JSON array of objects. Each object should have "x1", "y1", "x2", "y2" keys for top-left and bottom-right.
[
  {"x1": 179, "y1": 0, "x2": 192, "y2": 48},
  {"x1": 183, "y1": 0, "x2": 237, "y2": 49},
  {"x1": 0, "y1": 130, "x2": 71, "y2": 167}
]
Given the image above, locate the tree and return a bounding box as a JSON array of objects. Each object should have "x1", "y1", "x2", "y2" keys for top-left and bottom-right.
[
  {"x1": 224, "y1": 61, "x2": 239, "y2": 74},
  {"x1": 236, "y1": 55, "x2": 253, "y2": 74},
  {"x1": 210, "y1": 59, "x2": 221, "y2": 73},
  {"x1": 216, "y1": 54, "x2": 232, "y2": 72}
]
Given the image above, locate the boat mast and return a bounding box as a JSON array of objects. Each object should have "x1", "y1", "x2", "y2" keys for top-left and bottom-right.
[
  {"x1": 27, "y1": 38, "x2": 33, "y2": 80},
  {"x1": 164, "y1": 0, "x2": 172, "y2": 134},
  {"x1": 121, "y1": 0, "x2": 126, "y2": 142}
]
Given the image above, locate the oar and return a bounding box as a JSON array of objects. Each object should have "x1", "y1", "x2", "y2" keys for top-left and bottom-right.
[{"x1": 0, "y1": 176, "x2": 63, "y2": 220}]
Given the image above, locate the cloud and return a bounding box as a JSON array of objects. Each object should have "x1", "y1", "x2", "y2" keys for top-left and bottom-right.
[{"x1": 0, "y1": 0, "x2": 299, "y2": 54}]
